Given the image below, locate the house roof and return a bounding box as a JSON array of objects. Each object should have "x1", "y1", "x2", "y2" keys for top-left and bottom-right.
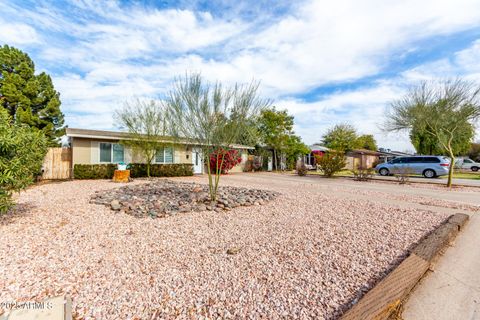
[
  {"x1": 348, "y1": 148, "x2": 382, "y2": 156},
  {"x1": 309, "y1": 144, "x2": 329, "y2": 152},
  {"x1": 66, "y1": 128, "x2": 255, "y2": 150},
  {"x1": 378, "y1": 150, "x2": 413, "y2": 157}
]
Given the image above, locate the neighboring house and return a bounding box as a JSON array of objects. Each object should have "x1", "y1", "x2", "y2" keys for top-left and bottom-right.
[
  {"x1": 345, "y1": 149, "x2": 381, "y2": 170},
  {"x1": 377, "y1": 148, "x2": 413, "y2": 163},
  {"x1": 303, "y1": 144, "x2": 329, "y2": 168},
  {"x1": 66, "y1": 128, "x2": 253, "y2": 174}
]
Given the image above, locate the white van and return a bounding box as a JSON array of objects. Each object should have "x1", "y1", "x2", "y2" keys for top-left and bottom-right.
[{"x1": 455, "y1": 158, "x2": 480, "y2": 172}]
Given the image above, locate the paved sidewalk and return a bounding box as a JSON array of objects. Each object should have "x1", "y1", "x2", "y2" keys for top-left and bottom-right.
[{"x1": 402, "y1": 213, "x2": 480, "y2": 320}]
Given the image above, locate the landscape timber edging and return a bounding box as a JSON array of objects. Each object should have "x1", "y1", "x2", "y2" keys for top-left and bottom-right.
[{"x1": 340, "y1": 213, "x2": 469, "y2": 320}]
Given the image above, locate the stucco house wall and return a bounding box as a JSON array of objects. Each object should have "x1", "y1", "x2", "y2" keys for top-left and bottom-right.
[
  {"x1": 344, "y1": 151, "x2": 380, "y2": 170},
  {"x1": 71, "y1": 137, "x2": 191, "y2": 165},
  {"x1": 68, "y1": 129, "x2": 252, "y2": 174}
]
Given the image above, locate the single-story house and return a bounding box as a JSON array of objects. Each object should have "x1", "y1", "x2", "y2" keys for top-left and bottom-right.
[
  {"x1": 377, "y1": 148, "x2": 413, "y2": 163},
  {"x1": 345, "y1": 149, "x2": 381, "y2": 170},
  {"x1": 303, "y1": 144, "x2": 329, "y2": 168},
  {"x1": 66, "y1": 128, "x2": 254, "y2": 174}
]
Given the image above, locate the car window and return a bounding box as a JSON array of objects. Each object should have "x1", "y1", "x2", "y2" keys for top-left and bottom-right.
[
  {"x1": 464, "y1": 159, "x2": 472, "y2": 163},
  {"x1": 407, "y1": 157, "x2": 424, "y2": 163},
  {"x1": 391, "y1": 158, "x2": 404, "y2": 164},
  {"x1": 423, "y1": 157, "x2": 441, "y2": 163}
]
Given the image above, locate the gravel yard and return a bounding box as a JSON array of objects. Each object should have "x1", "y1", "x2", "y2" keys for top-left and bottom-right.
[{"x1": 0, "y1": 173, "x2": 456, "y2": 319}]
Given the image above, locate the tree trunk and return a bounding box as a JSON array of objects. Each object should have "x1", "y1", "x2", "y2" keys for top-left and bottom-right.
[
  {"x1": 273, "y1": 149, "x2": 277, "y2": 171},
  {"x1": 447, "y1": 153, "x2": 454, "y2": 188},
  {"x1": 213, "y1": 152, "x2": 226, "y2": 199},
  {"x1": 147, "y1": 162, "x2": 151, "y2": 178},
  {"x1": 206, "y1": 151, "x2": 214, "y2": 200}
]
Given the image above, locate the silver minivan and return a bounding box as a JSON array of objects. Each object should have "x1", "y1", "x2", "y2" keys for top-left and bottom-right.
[{"x1": 375, "y1": 156, "x2": 450, "y2": 178}]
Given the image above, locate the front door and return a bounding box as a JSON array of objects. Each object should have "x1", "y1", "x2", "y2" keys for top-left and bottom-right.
[{"x1": 192, "y1": 148, "x2": 203, "y2": 174}]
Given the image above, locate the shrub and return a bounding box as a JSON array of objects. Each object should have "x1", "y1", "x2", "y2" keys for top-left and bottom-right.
[
  {"x1": 74, "y1": 163, "x2": 194, "y2": 179},
  {"x1": 253, "y1": 156, "x2": 263, "y2": 171},
  {"x1": 315, "y1": 151, "x2": 346, "y2": 177},
  {"x1": 243, "y1": 159, "x2": 253, "y2": 172},
  {"x1": 296, "y1": 162, "x2": 308, "y2": 176},
  {"x1": 73, "y1": 164, "x2": 116, "y2": 179},
  {"x1": 209, "y1": 148, "x2": 241, "y2": 174},
  {"x1": 352, "y1": 164, "x2": 374, "y2": 181},
  {"x1": 129, "y1": 163, "x2": 193, "y2": 178},
  {"x1": 393, "y1": 166, "x2": 414, "y2": 185},
  {"x1": 0, "y1": 109, "x2": 48, "y2": 213}
]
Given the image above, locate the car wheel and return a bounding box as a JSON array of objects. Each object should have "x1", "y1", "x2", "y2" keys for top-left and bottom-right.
[
  {"x1": 472, "y1": 166, "x2": 479, "y2": 172},
  {"x1": 379, "y1": 168, "x2": 389, "y2": 176},
  {"x1": 423, "y1": 169, "x2": 436, "y2": 178}
]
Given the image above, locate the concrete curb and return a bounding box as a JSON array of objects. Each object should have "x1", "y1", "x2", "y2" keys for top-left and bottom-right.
[{"x1": 340, "y1": 213, "x2": 469, "y2": 320}]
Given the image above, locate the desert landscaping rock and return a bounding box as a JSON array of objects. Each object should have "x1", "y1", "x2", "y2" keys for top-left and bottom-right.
[
  {"x1": 91, "y1": 179, "x2": 280, "y2": 218},
  {"x1": 227, "y1": 247, "x2": 242, "y2": 255},
  {"x1": 0, "y1": 175, "x2": 457, "y2": 319}
]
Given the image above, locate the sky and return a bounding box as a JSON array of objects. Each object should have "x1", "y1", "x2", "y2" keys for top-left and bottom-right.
[{"x1": 1, "y1": 0, "x2": 480, "y2": 152}]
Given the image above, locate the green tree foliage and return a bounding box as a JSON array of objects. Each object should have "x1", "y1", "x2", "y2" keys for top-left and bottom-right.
[
  {"x1": 0, "y1": 108, "x2": 48, "y2": 213},
  {"x1": 469, "y1": 143, "x2": 480, "y2": 161},
  {"x1": 355, "y1": 134, "x2": 378, "y2": 151},
  {"x1": 256, "y1": 107, "x2": 309, "y2": 170},
  {"x1": 410, "y1": 121, "x2": 473, "y2": 155},
  {"x1": 257, "y1": 107, "x2": 294, "y2": 170},
  {"x1": 385, "y1": 79, "x2": 480, "y2": 187},
  {"x1": 164, "y1": 73, "x2": 268, "y2": 200},
  {"x1": 314, "y1": 151, "x2": 346, "y2": 177},
  {"x1": 321, "y1": 124, "x2": 358, "y2": 152},
  {"x1": 232, "y1": 116, "x2": 261, "y2": 147},
  {"x1": 114, "y1": 99, "x2": 171, "y2": 177},
  {"x1": 0, "y1": 45, "x2": 64, "y2": 145},
  {"x1": 284, "y1": 135, "x2": 310, "y2": 170}
]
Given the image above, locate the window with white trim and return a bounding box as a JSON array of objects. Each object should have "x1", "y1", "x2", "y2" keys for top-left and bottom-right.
[
  {"x1": 99, "y1": 142, "x2": 124, "y2": 163},
  {"x1": 155, "y1": 147, "x2": 174, "y2": 163}
]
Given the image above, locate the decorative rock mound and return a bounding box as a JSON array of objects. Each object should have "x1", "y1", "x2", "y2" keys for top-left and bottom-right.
[{"x1": 90, "y1": 180, "x2": 280, "y2": 218}]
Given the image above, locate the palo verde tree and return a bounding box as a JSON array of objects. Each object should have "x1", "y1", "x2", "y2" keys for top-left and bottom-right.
[
  {"x1": 385, "y1": 79, "x2": 480, "y2": 187},
  {"x1": 0, "y1": 45, "x2": 64, "y2": 145},
  {"x1": 164, "y1": 73, "x2": 269, "y2": 201},
  {"x1": 0, "y1": 108, "x2": 48, "y2": 213},
  {"x1": 410, "y1": 121, "x2": 473, "y2": 156},
  {"x1": 114, "y1": 99, "x2": 171, "y2": 177}
]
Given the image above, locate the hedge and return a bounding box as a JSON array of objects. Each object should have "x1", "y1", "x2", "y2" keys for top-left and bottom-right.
[
  {"x1": 129, "y1": 163, "x2": 194, "y2": 178},
  {"x1": 73, "y1": 164, "x2": 116, "y2": 179},
  {"x1": 73, "y1": 163, "x2": 194, "y2": 179}
]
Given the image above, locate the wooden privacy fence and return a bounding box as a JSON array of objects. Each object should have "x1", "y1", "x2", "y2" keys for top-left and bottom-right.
[{"x1": 42, "y1": 148, "x2": 72, "y2": 180}]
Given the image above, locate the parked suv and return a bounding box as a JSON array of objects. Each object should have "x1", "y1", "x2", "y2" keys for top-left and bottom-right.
[
  {"x1": 454, "y1": 158, "x2": 480, "y2": 172},
  {"x1": 375, "y1": 156, "x2": 450, "y2": 178}
]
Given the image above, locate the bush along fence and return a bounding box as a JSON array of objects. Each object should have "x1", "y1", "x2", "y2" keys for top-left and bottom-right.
[{"x1": 73, "y1": 163, "x2": 194, "y2": 179}]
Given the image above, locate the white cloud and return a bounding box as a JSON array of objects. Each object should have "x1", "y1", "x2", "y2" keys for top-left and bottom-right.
[
  {"x1": 403, "y1": 39, "x2": 480, "y2": 82},
  {"x1": 0, "y1": 22, "x2": 41, "y2": 45},
  {"x1": 2, "y1": 0, "x2": 480, "y2": 150},
  {"x1": 274, "y1": 82, "x2": 414, "y2": 151}
]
